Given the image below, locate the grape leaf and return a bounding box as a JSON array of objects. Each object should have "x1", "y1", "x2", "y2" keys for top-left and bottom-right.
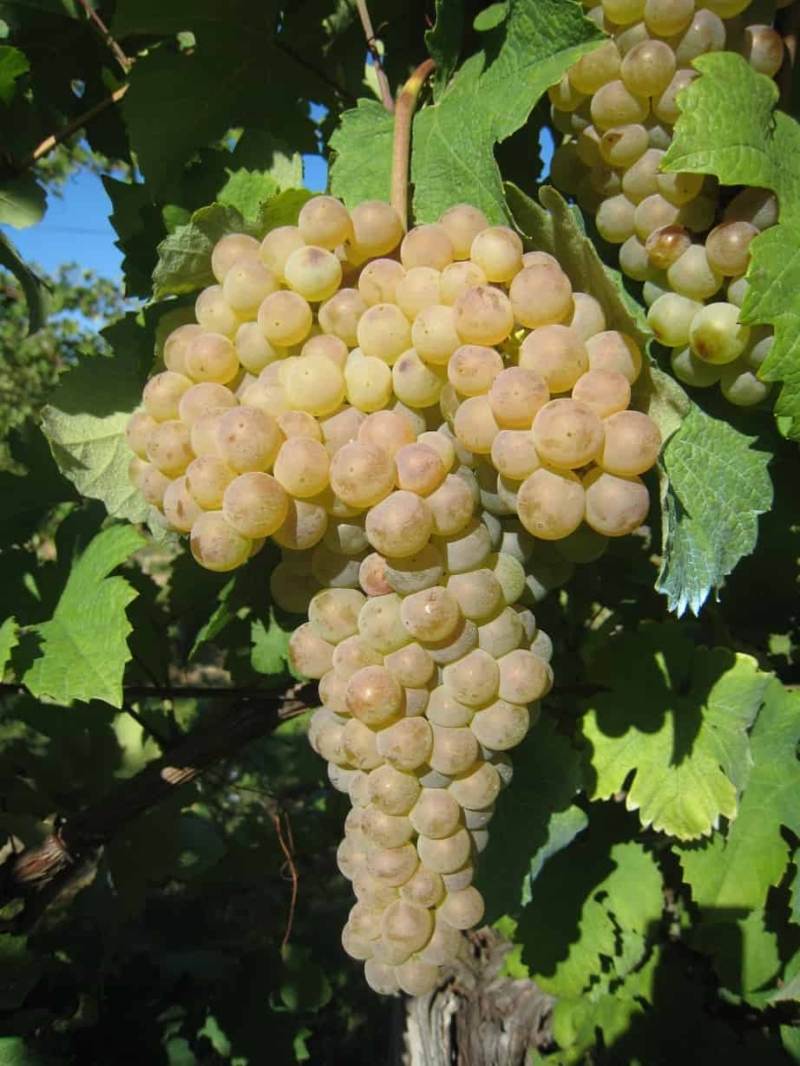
[
  {"x1": 693, "y1": 908, "x2": 781, "y2": 999},
  {"x1": 0, "y1": 230, "x2": 50, "y2": 334},
  {"x1": 425, "y1": 0, "x2": 463, "y2": 101},
  {"x1": 329, "y1": 0, "x2": 602, "y2": 222},
  {"x1": 251, "y1": 614, "x2": 290, "y2": 678},
  {"x1": 152, "y1": 203, "x2": 247, "y2": 300},
  {"x1": 40, "y1": 315, "x2": 152, "y2": 525},
  {"x1": 478, "y1": 711, "x2": 585, "y2": 922},
  {"x1": 329, "y1": 100, "x2": 394, "y2": 207},
  {"x1": 656, "y1": 405, "x2": 773, "y2": 616},
  {"x1": 663, "y1": 53, "x2": 800, "y2": 439},
  {"x1": 579, "y1": 623, "x2": 769, "y2": 841},
  {"x1": 0, "y1": 174, "x2": 46, "y2": 228},
  {"x1": 677, "y1": 679, "x2": 800, "y2": 912},
  {"x1": 21, "y1": 524, "x2": 145, "y2": 708},
  {"x1": 0, "y1": 616, "x2": 18, "y2": 677},
  {"x1": 518, "y1": 836, "x2": 663, "y2": 997},
  {"x1": 0, "y1": 45, "x2": 28, "y2": 104}
]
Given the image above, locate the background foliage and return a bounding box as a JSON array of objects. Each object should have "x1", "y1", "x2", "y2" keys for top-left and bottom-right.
[{"x1": 1, "y1": 0, "x2": 799, "y2": 1062}]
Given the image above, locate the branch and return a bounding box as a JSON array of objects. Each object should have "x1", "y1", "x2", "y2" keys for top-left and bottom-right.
[
  {"x1": 0, "y1": 680, "x2": 317, "y2": 933},
  {"x1": 391, "y1": 58, "x2": 435, "y2": 229},
  {"x1": 76, "y1": 0, "x2": 131, "y2": 74},
  {"x1": 356, "y1": 0, "x2": 394, "y2": 112},
  {"x1": 20, "y1": 85, "x2": 129, "y2": 172}
]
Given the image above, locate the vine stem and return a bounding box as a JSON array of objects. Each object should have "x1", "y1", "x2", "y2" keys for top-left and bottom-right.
[
  {"x1": 21, "y1": 85, "x2": 129, "y2": 171},
  {"x1": 76, "y1": 0, "x2": 131, "y2": 74},
  {"x1": 391, "y1": 57, "x2": 435, "y2": 229},
  {"x1": 356, "y1": 0, "x2": 394, "y2": 112}
]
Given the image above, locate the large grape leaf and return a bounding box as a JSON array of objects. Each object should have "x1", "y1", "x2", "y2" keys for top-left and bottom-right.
[
  {"x1": 662, "y1": 53, "x2": 800, "y2": 439},
  {"x1": 656, "y1": 406, "x2": 773, "y2": 616},
  {"x1": 477, "y1": 711, "x2": 586, "y2": 922},
  {"x1": 678, "y1": 679, "x2": 800, "y2": 911},
  {"x1": 517, "y1": 832, "x2": 663, "y2": 998},
  {"x1": 329, "y1": 0, "x2": 603, "y2": 222},
  {"x1": 111, "y1": 0, "x2": 321, "y2": 193},
  {"x1": 40, "y1": 315, "x2": 152, "y2": 525},
  {"x1": 579, "y1": 623, "x2": 769, "y2": 841},
  {"x1": 21, "y1": 524, "x2": 145, "y2": 708},
  {"x1": 0, "y1": 45, "x2": 29, "y2": 104}
]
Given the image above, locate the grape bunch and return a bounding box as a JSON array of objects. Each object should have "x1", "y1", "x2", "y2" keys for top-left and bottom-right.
[
  {"x1": 549, "y1": 0, "x2": 788, "y2": 406},
  {"x1": 126, "y1": 194, "x2": 662, "y2": 995}
]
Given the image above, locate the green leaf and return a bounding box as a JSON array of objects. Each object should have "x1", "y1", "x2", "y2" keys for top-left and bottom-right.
[
  {"x1": 250, "y1": 187, "x2": 312, "y2": 240},
  {"x1": 40, "y1": 315, "x2": 151, "y2": 524},
  {"x1": 663, "y1": 53, "x2": 800, "y2": 439},
  {"x1": 0, "y1": 615, "x2": 18, "y2": 676},
  {"x1": 217, "y1": 169, "x2": 280, "y2": 221},
  {"x1": 425, "y1": 0, "x2": 464, "y2": 100},
  {"x1": 0, "y1": 174, "x2": 46, "y2": 228},
  {"x1": 579, "y1": 624, "x2": 769, "y2": 840},
  {"x1": 21, "y1": 524, "x2": 145, "y2": 708},
  {"x1": 656, "y1": 406, "x2": 773, "y2": 616},
  {"x1": 0, "y1": 45, "x2": 29, "y2": 104},
  {"x1": 519, "y1": 835, "x2": 663, "y2": 997},
  {"x1": 328, "y1": 99, "x2": 394, "y2": 207},
  {"x1": 0, "y1": 231, "x2": 50, "y2": 333},
  {"x1": 152, "y1": 202, "x2": 247, "y2": 299},
  {"x1": 693, "y1": 908, "x2": 781, "y2": 998},
  {"x1": 330, "y1": 0, "x2": 602, "y2": 222},
  {"x1": 251, "y1": 613, "x2": 290, "y2": 678},
  {"x1": 678, "y1": 679, "x2": 800, "y2": 911},
  {"x1": 477, "y1": 712, "x2": 585, "y2": 922}
]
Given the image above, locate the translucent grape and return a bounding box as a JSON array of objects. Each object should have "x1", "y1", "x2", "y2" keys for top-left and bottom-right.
[
  {"x1": 724, "y1": 188, "x2": 779, "y2": 231},
  {"x1": 653, "y1": 70, "x2": 698, "y2": 126},
  {"x1": 643, "y1": 0, "x2": 693, "y2": 35},
  {"x1": 620, "y1": 39, "x2": 675, "y2": 97},
  {"x1": 271, "y1": 437, "x2": 330, "y2": 499},
  {"x1": 368, "y1": 844, "x2": 420, "y2": 889},
  {"x1": 621, "y1": 148, "x2": 664, "y2": 205},
  {"x1": 400, "y1": 225, "x2": 454, "y2": 271},
  {"x1": 425, "y1": 475, "x2": 476, "y2": 537},
  {"x1": 368, "y1": 764, "x2": 422, "y2": 816},
  {"x1": 447, "y1": 345, "x2": 503, "y2": 397},
  {"x1": 509, "y1": 263, "x2": 573, "y2": 329},
  {"x1": 719, "y1": 365, "x2": 773, "y2": 406},
  {"x1": 689, "y1": 303, "x2": 751, "y2": 365},
  {"x1": 602, "y1": 0, "x2": 645, "y2": 23},
  {"x1": 322, "y1": 406, "x2": 367, "y2": 455},
  {"x1": 384, "y1": 544, "x2": 445, "y2": 595},
  {"x1": 670, "y1": 345, "x2": 723, "y2": 388},
  {"x1": 439, "y1": 203, "x2": 490, "y2": 259},
  {"x1": 448, "y1": 760, "x2": 501, "y2": 810},
  {"x1": 517, "y1": 467, "x2": 585, "y2": 541},
  {"x1": 646, "y1": 293, "x2": 704, "y2": 348},
  {"x1": 433, "y1": 518, "x2": 492, "y2": 573},
  {"x1": 162, "y1": 476, "x2": 203, "y2": 533},
  {"x1": 195, "y1": 286, "x2": 240, "y2": 337},
  {"x1": 426, "y1": 686, "x2": 474, "y2": 728},
  {"x1": 211, "y1": 233, "x2": 260, "y2": 283},
  {"x1": 125, "y1": 411, "x2": 157, "y2": 460},
  {"x1": 143, "y1": 371, "x2": 192, "y2": 421},
  {"x1": 343, "y1": 355, "x2": 393, "y2": 412},
  {"x1": 322, "y1": 517, "x2": 369, "y2": 556},
  {"x1": 349, "y1": 200, "x2": 404, "y2": 259},
  {"x1": 571, "y1": 369, "x2": 631, "y2": 418},
  {"x1": 548, "y1": 72, "x2": 587, "y2": 112},
  {"x1": 453, "y1": 396, "x2": 500, "y2": 455},
  {"x1": 567, "y1": 293, "x2": 607, "y2": 343},
  {"x1": 674, "y1": 10, "x2": 726, "y2": 66},
  {"x1": 310, "y1": 544, "x2": 363, "y2": 588},
  {"x1": 223, "y1": 258, "x2": 279, "y2": 316},
  {"x1": 234, "y1": 322, "x2": 283, "y2": 375},
  {"x1": 429, "y1": 724, "x2": 480, "y2": 777},
  {"x1": 705, "y1": 222, "x2": 758, "y2": 277},
  {"x1": 361, "y1": 807, "x2": 414, "y2": 850},
  {"x1": 395, "y1": 443, "x2": 447, "y2": 496},
  {"x1": 163, "y1": 323, "x2": 203, "y2": 376},
  {"x1": 439, "y1": 261, "x2": 488, "y2": 305},
  {"x1": 257, "y1": 290, "x2": 313, "y2": 348},
  {"x1": 443, "y1": 648, "x2": 500, "y2": 707},
  {"x1": 311, "y1": 290, "x2": 362, "y2": 348},
  {"x1": 470, "y1": 226, "x2": 523, "y2": 283},
  {"x1": 470, "y1": 700, "x2": 530, "y2": 751},
  {"x1": 437, "y1": 886, "x2": 485, "y2": 930},
  {"x1": 376, "y1": 717, "x2": 433, "y2": 772},
  {"x1": 583, "y1": 468, "x2": 650, "y2": 536},
  {"x1": 342, "y1": 717, "x2": 382, "y2": 770},
  {"x1": 568, "y1": 39, "x2": 622, "y2": 94},
  {"x1": 189, "y1": 510, "x2": 252, "y2": 572},
  {"x1": 298, "y1": 195, "x2": 353, "y2": 250},
  {"x1": 489, "y1": 368, "x2": 551, "y2": 430},
  {"x1": 395, "y1": 267, "x2": 442, "y2": 320},
  {"x1": 591, "y1": 79, "x2": 649, "y2": 130},
  {"x1": 366, "y1": 491, "x2": 434, "y2": 559},
  {"x1": 596, "y1": 194, "x2": 636, "y2": 244},
  {"x1": 412, "y1": 304, "x2": 462, "y2": 365},
  {"x1": 329, "y1": 441, "x2": 395, "y2": 509},
  {"x1": 222, "y1": 472, "x2": 289, "y2": 538},
  {"x1": 600, "y1": 411, "x2": 661, "y2": 477},
  {"x1": 489, "y1": 430, "x2": 540, "y2": 481},
  {"x1": 363, "y1": 959, "x2": 400, "y2": 995},
  {"x1": 283, "y1": 245, "x2": 343, "y2": 303},
  {"x1": 417, "y1": 828, "x2": 472, "y2": 875},
  {"x1": 645, "y1": 224, "x2": 692, "y2": 271},
  {"x1": 215, "y1": 406, "x2": 284, "y2": 473},
  {"x1": 356, "y1": 303, "x2": 413, "y2": 364},
  {"x1": 260, "y1": 226, "x2": 305, "y2": 280},
  {"x1": 358, "y1": 258, "x2": 405, "y2": 307},
  {"x1": 272, "y1": 500, "x2": 328, "y2": 551},
  {"x1": 586, "y1": 331, "x2": 642, "y2": 383},
  {"x1": 453, "y1": 285, "x2": 515, "y2": 347},
  {"x1": 146, "y1": 420, "x2": 194, "y2": 476},
  {"x1": 276, "y1": 410, "x2": 323, "y2": 442},
  {"x1": 477, "y1": 605, "x2": 525, "y2": 658},
  {"x1": 391, "y1": 349, "x2": 446, "y2": 409},
  {"x1": 532, "y1": 399, "x2": 605, "y2": 469}
]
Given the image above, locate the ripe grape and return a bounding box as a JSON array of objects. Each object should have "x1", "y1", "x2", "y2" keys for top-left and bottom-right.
[
  {"x1": 299, "y1": 195, "x2": 353, "y2": 250},
  {"x1": 600, "y1": 411, "x2": 662, "y2": 477},
  {"x1": 517, "y1": 467, "x2": 585, "y2": 541},
  {"x1": 349, "y1": 200, "x2": 404, "y2": 259},
  {"x1": 583, "y1": 468, "x2": 650, "y2": 536},
  {"x1": 690, "y1": 303, "x2": 751, "y2": 365},
  {"x1": 453, "y1": 285, "x2": 515, "y2": 346}
]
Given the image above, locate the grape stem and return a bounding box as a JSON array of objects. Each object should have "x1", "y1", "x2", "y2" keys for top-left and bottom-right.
[
  {"x1": 76, "y1": 0, "x2": 131, "y2": 73},
  {"x1": 356, "y1": 0, "x2": 395, "y2": 113},
  {"x1": 391, "y1": 57, "x2": 435, "y2": 229},
  {"x1": 20, "y1": 85, "x2": 130, "y2": 171}
]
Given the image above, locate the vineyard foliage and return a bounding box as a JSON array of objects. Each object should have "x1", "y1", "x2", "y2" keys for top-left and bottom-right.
[{"x1": 0, "y1": 0, "x2": 799, "y2": 1062}]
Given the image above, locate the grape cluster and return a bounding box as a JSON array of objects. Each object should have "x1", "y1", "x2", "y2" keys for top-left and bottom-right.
[
  {"x1": 549, "y1": 0, "x2": 788, "y2": 406},
  {"x1": 126, "y1": 195, "x2": 661, "y2": 995}
]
